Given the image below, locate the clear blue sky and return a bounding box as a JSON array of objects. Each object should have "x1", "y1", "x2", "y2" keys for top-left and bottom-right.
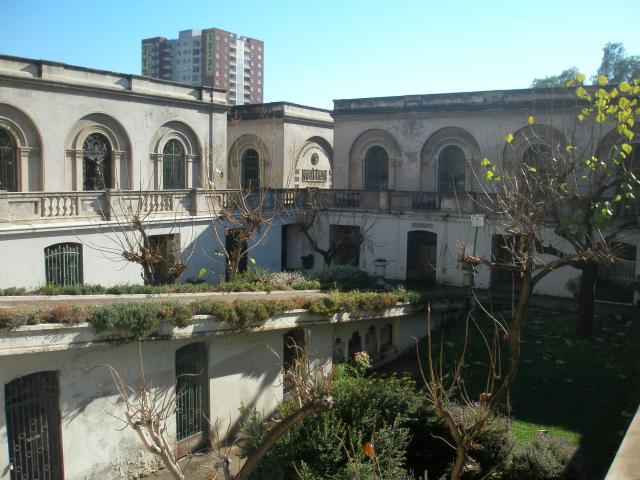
[{"x1": 2, "y1": 0, "x2": 639, "y2": 109}]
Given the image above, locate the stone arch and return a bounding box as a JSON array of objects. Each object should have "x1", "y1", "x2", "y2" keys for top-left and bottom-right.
[
  {"x1": 294, "y1": 135, "x2": 334, "y2": 188},
  {"x1": 149, "y1": 120, "x2": 201, "y2": 189},
  {"x1": 0, "y1": 102, "x2": 43, "y2": 191},
  {"x1": 596, "y1": 126, "x2": 640, "y2": 166},
  {"x1": 502, "y1": 124, "x2": 568, "y2": 174},
  {"x1": 227, "y1": 133, "x2": 272, "y2": 189},
  {"x1": 420, "y1": 127, "x2": 481, "y2": 192},
  {"x1": 348, "y1": 129, "x2": 401, "y2": 190},
  {"x1": 66, "y1": 113, "x2": 132, "y2": 190}
]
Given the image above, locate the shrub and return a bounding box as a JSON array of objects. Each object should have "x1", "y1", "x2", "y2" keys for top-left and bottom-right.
[
  {"x1": 306, "y1": 266, "x2": 377, "y2": 291},
  {"x1": 156, "y1": 302, "x2": 193, "y2": 328},
  {"x1": 239, "y1": 368, "x2": 420, "y2": 480},
  {"x1": 504, "y1": 432, "x2": 577, "y2": 480},
  {"x1": 0, "y1": 309, "x2": 39, "y2": 329},
  {"x1": 0, "y1": 287, "x2": 27, "y2": 296},
  {"x1": 39, "y1": 303, "x2": 75, "y2": 324},
  {"x1": 90, "y1": 303, "x2": 159, "y2": 338}
]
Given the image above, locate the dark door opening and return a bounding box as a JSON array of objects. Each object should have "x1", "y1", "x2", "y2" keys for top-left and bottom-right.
[
  {"x1": 406, "y1": 230, "x2": 437, "y2": 289},
  {"x1": 175, "y1": 343, "x2": 209, "y2": 458}
]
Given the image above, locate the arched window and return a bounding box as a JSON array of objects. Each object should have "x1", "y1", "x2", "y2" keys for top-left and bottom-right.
[
  {"x1": 437, "y1": 145, "x2": 466, "y2": 193},
  {"x1": 0, "y1": 128, "x2": 17, "y2": 192},
  {"x1": 522, "y1": 143, "x2": 552, "y2": 176},
  {"x1": 83, "y1": 133, "x2": 111, "y2": 190},
  {"x1": 241, "y1": 148, "x2": 260, "y2": 189},
  {"x1": 364, "y1": 146, "x2": 389, "y2": 191},
  {"x1": 163, "y1": 139, "x2": 186, "y2": 189},
  {"x1": 44, "y1": 243, "x2": 83, "y2": 286}
]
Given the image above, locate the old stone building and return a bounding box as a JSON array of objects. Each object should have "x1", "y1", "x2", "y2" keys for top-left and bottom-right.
[{"x1": 0, "y1": 54, "x2": 638, "y2": 479}]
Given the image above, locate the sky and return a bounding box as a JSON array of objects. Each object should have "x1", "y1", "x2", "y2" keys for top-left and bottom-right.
[{"x1": 1, "y1": 0, "x2": 639, "y2": 109}]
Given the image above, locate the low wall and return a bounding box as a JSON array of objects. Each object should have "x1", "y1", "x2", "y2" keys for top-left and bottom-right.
[
  {"x1": 605, "y1": 405, "x2": 640, "y2": 480},
  {"x1": 0, "y1": 303, "x2": 449, "y2": 480}
]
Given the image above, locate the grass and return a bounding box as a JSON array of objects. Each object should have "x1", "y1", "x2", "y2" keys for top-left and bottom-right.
[{"x1": 404, "y1": 308, "x2": 640, "y2": 479}]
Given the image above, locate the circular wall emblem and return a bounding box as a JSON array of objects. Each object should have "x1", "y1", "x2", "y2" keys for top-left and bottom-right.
[{"x1": 311, "y1": 153, "x2": 319, "y2": 166}]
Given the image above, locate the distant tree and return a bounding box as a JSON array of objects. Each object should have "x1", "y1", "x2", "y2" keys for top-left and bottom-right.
[
  {"x1": 595, "y1": 42, "x2": 640, "y2": 84},
  {"x1": 531, "y1": 67, "x2": 581, "y2": 88},
  {"x1": 531, "y1": 42, "x2": 640, "y2": 88}
]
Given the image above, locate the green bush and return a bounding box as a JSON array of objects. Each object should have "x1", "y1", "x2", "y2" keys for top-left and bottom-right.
[
  {"x1": 503, "y1": 432, "x2": 577, "y2": 480},
  {"x1": 91, "y1": 303, "x2": 160, "y2": 338},
  {"x1": 304, "y1": 266, "x2": 377, "y2": 291},
  {"x1": 156, "y1": 302, "x2": 193, "y2": 328},
  {"x1": 239, "y1": 368, "x2": 421, "y2": 479}
]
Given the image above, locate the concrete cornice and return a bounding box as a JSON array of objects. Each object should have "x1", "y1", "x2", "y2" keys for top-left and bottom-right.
[
  {"x1": 0, "y1": 303, "x2": 434, "y2": 356},
  {"x1": 332, "y1": 88, "x2": 584, "y2": 117}
]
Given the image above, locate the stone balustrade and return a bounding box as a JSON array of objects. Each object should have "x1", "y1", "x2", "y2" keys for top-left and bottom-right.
[{"x1": 0, "y1": 187, "x2": 485, "y2": 225}]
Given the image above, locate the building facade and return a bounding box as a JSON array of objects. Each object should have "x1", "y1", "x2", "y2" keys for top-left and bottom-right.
[
  {"x1": 1, "y1": 52, "x2": 639, "y2": 479},
  {"x1": 142, "y1": 28, "x2": 264, "y2": 105}
]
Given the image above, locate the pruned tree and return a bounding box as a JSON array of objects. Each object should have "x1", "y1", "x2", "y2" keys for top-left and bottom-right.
[
  {"x1": 83, "y1": 186, "x2": 191, "y2": 285},
  {"x1": 101, "y1": 341, "x2": 332, "y2": 480},
  {"x1": 295, "y1": 188, "x2": 381, "y2": 267},
  {"x1": 417, "y1": 303, "x2": 509, "y2": 480},
  {"x1": 205, "y1": 113, "x2": 298, "y2": 281}
]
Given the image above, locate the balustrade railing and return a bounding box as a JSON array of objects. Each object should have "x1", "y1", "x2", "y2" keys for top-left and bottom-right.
[{"x1": 0, "y1": 187, "x2": 488, "y2": 224}]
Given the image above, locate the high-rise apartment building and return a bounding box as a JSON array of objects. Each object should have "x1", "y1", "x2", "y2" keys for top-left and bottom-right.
[{"x1": 142, "y1": 28, "x2": 264, "y2": 105}]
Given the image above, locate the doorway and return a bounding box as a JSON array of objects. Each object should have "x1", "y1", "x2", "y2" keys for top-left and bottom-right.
[{"x1": 406, "y1": 230, "x2": 437, "y2": 288}]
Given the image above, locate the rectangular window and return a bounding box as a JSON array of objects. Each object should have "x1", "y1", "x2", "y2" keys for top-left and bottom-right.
[{"x1": 330, "y1": 226, "x2": 361, "y2": 267}]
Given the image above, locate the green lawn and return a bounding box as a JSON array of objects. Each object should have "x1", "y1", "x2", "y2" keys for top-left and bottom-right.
[{"x1": 405, "y1": 308, "x2": 640, "y2": 479}]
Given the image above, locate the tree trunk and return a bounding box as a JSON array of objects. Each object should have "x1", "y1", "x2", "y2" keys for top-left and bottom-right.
[
  {"x1": 576, "y1": 263, "x2": 597, "y2": 336},
  {"x1": 450, "y1": 444, "x2": 468, "y2": 480}
]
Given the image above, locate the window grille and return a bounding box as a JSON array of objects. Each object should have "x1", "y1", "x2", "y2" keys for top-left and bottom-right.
[
  {"x1": 0, "y1": 129, "x2": 17, "y2": 192},
  {"x1": 44, "y1": 243, "x2": 83, "y2": 286},
  {"x1": 83, "y1": 133, "x2": 111, "y2": 190},
  {"x1": 163, "y1": 139, "x2": 186, "y2": 189},
  {"x1": 5, "y1": 371, "x2": 63, "y2": 480},
  {"x1": 241, "y1": 149, "x2": 260, "y2": 189},
  {"x1": 175, "y1": 343, "x2": 208, "y2": 445},
  {"x1": 438, "y1": 145, "x2": 466, "y2": 193}
]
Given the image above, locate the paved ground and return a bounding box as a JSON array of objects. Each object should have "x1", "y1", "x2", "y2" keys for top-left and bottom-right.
[{"x1": 146, "y1": 445, "x2": 245, "y2": 479}]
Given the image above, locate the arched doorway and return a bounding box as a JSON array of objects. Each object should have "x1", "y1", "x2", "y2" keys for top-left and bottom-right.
[
  {"x1": 364, "y1": 146, "x2": 389, "y2": 191},
  {"x1": 0, "y1": 128, "x2": 17, "y2": 191},
  {"x1": 163, "y1": 139, "x2": 186, "y2": 189},
  {"x1": 83, "y1": 132, "x2": 112, "y2": 190},
  {"x1": 406, "y1": 231, "x2": 437, "y2": 288},
  {"x1": 241, "y1": 148, "x2": 260, "y2": 190}
]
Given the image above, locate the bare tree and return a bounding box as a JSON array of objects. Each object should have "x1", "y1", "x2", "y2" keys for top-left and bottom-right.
[
  {"x1": 101, "y1": 341, "x2": 332, "y2": 480},
  {"x1": 204, "y1": 112, "x2": 299, "y2": 281},
  {"x1": 82, "y1": 185, "x2": 193, "y2": 285},
  {"x1": 417, "y1": 304, "x2": 507, "y2": 480},
  {"x1": 295, "y1": 188, "x2": 381, "y2": 267}
]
